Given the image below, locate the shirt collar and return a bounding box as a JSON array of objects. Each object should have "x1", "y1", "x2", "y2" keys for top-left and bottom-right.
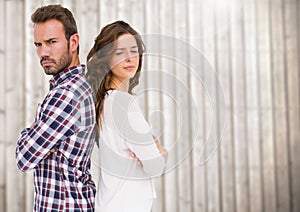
[{"x1": 49, "y1": 64, "x2": 85, "y2": 90}]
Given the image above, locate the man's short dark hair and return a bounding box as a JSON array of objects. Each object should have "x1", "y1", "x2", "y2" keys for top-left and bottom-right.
[{"x1": 31, "y1": 4, "x2": 79, "y2": 53}]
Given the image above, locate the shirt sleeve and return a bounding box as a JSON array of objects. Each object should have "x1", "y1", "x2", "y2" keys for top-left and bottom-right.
[
  {"x1": 16, "y1": 87, "x2": 81, "y2": 172},
  {"x1": 112, "y1": 93, "x2": 165, "y2": 177}
]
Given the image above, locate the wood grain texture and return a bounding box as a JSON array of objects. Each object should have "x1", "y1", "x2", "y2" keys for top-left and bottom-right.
[{"x1": 1, "y1": 0, "x2": 298, "y2": 211}]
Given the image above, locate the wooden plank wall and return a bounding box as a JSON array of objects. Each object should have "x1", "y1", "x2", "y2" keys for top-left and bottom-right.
[{"x1": 0, "y1": 0, "x2": 299, "y2": 211}]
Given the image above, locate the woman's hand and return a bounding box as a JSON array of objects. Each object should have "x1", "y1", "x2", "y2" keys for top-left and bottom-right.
[
  {"x1": 129, "y1": 151, "x2": 143, "y2": 167},
  {"x1": 153, "y1": 136, "x2": 168, "y2": 162},
  {"x1": 128, "y1": 135, "x2": 168, "y2": 167}
]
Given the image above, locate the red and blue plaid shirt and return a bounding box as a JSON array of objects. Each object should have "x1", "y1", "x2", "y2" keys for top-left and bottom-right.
[{"x1": 16, "y1": 65, "x2": 96, "y2": 211}]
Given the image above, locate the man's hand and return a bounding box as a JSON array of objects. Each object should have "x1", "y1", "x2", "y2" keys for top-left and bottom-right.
[{"x1": 43, "y1": 148, "x2": 57, "y2": 159}]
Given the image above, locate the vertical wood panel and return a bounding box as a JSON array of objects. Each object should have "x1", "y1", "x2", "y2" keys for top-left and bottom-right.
[
  {"x1": 283, "y1": 0, "x2": 300, "y2": 211},
  {"x1": 24, "y1": 2, "x2": 34, "y2": 211},
  {"x1": 5, "y1": 1, "x2": 26, "y2": 211},
  {"x1": 189, "y1": 0, "x2": 207, "y2": 211},
  {"x1": 270, "y1": 0, "x2": 291, "y2": 212},
  {"x1": 74, "y1": 0, "x2": 99, "y2": 63},
  {"x1": 244, "y1": 0, "x2": 263, "y2": 212},
  {"x1": 100, "y1": 0, "x2": 118, "y2": 27},
  {"x1": 159, "y1": 1, "x2": 178, "y2": 212},
  {"x1": 256, "y1": 0, "x2": 277, "y2": 211},
  {"x1": 202, "y1": 0, "x2": 221, "y2": 212},
  {"x1": 0, "y1": 1, "x2": 6, "y2": 211},
  {"x1": 129, "y1": 0, "x2": 145, "y2": 39},
  {"x1": 116, "y1": 0, "x2": 131, "y2": 22},
  {"x1": 174, "y1": 1, "x2": 193, "y2": 212},
  {"x1": 230, "y1": 0, "x2": 250, "y2": 211},
  {"x1": 215, "y1": 0, "x2": 235, "y2": 211},
  {"x1": 42, "y1": 0, "x2": 61, "y2": 5}
]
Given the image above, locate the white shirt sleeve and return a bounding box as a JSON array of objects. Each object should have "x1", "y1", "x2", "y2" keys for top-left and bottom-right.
[{"x1": 111, "y1": 91, "x2": 165, "y2": 177}]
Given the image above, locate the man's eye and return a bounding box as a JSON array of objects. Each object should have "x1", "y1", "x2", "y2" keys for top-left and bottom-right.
[
  {"x1": 34, "y1": 43, "x2": 41, "y2": 47},
  {"x1": 115, "y1": 52, "x2": 123, "y2": 55},
  {"x1": 47, "y1": 40, "x2": 56, "y2": 44}
]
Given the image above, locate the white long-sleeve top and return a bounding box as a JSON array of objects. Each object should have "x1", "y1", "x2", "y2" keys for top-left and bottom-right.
[{"x1": 95, "y1": 90, "x2": 165, "y2": 211}]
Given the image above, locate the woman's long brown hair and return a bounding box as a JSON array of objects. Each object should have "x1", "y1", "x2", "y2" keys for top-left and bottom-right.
[{"x1": 86, "y1": 20, "x2": 145, "y2": 138}]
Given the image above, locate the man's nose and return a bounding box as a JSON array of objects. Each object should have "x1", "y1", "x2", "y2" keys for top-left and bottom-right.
[{"x1": 38, "y1": 45, "x2": 50, "y2": 58}]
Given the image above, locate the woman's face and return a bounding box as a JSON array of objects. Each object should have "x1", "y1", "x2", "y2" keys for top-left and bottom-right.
[{"x1": 110, "y1": 33, "x2": 139, "y2": 83}]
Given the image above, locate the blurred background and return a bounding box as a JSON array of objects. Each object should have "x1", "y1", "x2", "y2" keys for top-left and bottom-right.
[{"x1": 0, "y1": 0, "x2": 299, "y2": 211}]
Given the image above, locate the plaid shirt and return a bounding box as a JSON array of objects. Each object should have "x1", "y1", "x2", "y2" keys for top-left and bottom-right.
[{"x1": 16, "y1": 65, "x2": 96, "y2": 211}]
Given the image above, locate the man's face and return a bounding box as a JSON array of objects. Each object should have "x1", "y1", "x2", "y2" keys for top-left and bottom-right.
[{"x1": 33, "y1": 19, "x2": 72, "y2": 75}]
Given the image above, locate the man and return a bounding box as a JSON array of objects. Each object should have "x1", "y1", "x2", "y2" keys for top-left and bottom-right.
[{"x1": 16, "y1": 5, "x2": 96, "y2": 211}]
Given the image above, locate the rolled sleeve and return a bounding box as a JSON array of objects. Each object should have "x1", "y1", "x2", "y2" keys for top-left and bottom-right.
[{"x1": 16, "y1": 87, "x2": 80, "y2": 172}]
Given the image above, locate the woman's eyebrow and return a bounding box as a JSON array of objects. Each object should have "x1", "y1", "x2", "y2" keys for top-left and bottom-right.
[{"x1": 115, "y1": 45, "x2": 138, "y2": 50}]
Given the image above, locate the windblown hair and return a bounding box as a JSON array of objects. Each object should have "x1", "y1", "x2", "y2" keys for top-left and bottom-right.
[
  {"x1": 31, "y1": 4, "x2": 79, "y2": 53},
  {"x1": 86, "y1": 20, "x2": 145, "y2": 129}
]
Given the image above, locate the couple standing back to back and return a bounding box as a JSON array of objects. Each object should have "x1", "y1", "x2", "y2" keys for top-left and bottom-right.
[{"x1": 15, "y1": 4, "x2": 167, "y2": 212}]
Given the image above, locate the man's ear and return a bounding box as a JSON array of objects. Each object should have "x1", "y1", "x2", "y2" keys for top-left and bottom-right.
[{"x1": 69, "y1": 33, "x2": 79, "y2": 53}]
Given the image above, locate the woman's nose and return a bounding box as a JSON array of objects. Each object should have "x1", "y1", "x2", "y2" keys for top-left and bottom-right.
[{"x1": 124, "y1": 52, "x2": 132, "y2": 62}]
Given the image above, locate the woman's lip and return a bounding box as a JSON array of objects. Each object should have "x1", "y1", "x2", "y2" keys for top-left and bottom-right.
[{"x1": 124, "y1": 66, "x2": 134, "y2": 70}]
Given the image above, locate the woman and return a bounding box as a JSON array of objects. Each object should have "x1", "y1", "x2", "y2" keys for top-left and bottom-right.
[{"x1": 86, "y1": 20, "x2": 167, "y2": 212}]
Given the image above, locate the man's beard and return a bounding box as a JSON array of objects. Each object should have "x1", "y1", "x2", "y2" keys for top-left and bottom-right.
[{"x1": 41, "y1": 50, "x2": 72, "y2": 76}]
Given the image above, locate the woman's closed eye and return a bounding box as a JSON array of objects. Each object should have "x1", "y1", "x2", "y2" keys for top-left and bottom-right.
[
  {"x1": 115, "y1": 50, "x2": 138, "y2": 56},
  {"x1": 115, "y1": 51, "x2": 123, "y2": 56}
]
